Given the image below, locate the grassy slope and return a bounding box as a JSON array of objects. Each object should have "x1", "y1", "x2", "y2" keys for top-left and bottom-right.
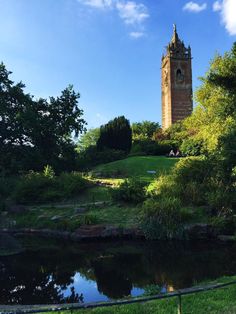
[
  {"x1": 2, "y1": 156, "x2": 178, "y2": 230},
  {"x1": 56, "y1": 276, "x2": 236, "y2": 314},
  {"x1": 92, "y1": 156, "x2": 178, "y2": 182}
]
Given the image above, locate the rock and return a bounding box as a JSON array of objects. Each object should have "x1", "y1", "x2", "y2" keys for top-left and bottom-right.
[
  {"x1": 75, "y1": 207, "x2": 87, "y2": 214},
  {"x1": 7, "y1": 205, "x2": 28, "y2": 214},
  {"x1": 217, "y1": 235, "x2": 236, "y2": 242},
  {"x1": 185, "y1": 223, "x2": 216, "y2": 240},
  {"x1": 73, "y1": 225, "x2": 144, "y2": 240},
  {"x1": 147, "y1": 170, "x2": 156, "y2": 174},
  {"x1": 50, "y1": 215, "x2": 62, "y2": 221},
  {"x1": 0, "y1": 234, "x2": 24, "y2": 256}
]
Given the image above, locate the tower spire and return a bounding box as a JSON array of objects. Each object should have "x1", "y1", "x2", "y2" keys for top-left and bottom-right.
[
  {"x1": 172, "y1": 23, "x2": 179, "y2": 44},
  {"x1": 173, "y1": 23, "x2": 177, "y2": 33}
]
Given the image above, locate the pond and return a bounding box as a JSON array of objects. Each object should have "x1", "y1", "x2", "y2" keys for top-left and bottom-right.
[{"x1": 1, "y1": 235, "x2": 236, "y2": 305}]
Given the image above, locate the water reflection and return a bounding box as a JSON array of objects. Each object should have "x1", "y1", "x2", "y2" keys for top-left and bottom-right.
[{"x1": 1, "y1": 235, "x2": 236, "y2": 304}]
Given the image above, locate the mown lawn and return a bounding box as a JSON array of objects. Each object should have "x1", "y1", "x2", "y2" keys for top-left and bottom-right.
[
  {"x1": 92, "y1": 156, "x2": 178, "y2": 182},
  {"x1": 50, "y1": 276, "x2": 236, "y2": 314}
]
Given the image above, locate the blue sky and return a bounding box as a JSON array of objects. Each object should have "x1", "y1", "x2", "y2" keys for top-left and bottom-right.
[{"x1": 0, "y1": 0, "x2": 235, "y2": 129}]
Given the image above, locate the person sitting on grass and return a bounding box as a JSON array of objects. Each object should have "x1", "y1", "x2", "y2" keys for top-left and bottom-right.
[{"x1": 169, "y1": 149, "x2": 175, "y2": 157}]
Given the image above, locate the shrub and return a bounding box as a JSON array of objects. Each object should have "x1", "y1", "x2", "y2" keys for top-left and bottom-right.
[
  {"x1": 81, "y1": 213, "x2": 99, "y2": 225},
  {"x1": 210, "y1": 216, "x2": 236, "y2": 235},
  {"x1": 180, "y1": 138, "x2": 203, "y2": 156},
  {"x1": 13, "y1": 170, "x2": 89, "y2": 204},
  {"x1": 142, "y1": 285, "x2": 161, "y2": 296},
  {"x1": 43, "y1": 165, "x2": 55, "y2": 178},
  {"x1": 111, "y1": 177, "x2": 147, "y2": 204},
  {"x1": 146, "y1": 174, "x2": 180, "y2": 198},
  {"x1": 13, "y1": 172, "x2": 56, "y2": 203},
  {"x1": 130, "y1": 140, "x2": 173, "y2": 156},
  {"x1": 77, "y1": 146, "x2": 127, "y2": 170},
  {"x1": 173, "y1": 156, "x2": 211, "y2": 184},
  {"x1": 206, "y1": 187, "x2": 234, "y2": 212},
  {"x1": 141, "y1": 197, "x2": 185, "y2": 240},
  {"x1": 57, "y1": 172, "x2": 88, "y2": 198}
]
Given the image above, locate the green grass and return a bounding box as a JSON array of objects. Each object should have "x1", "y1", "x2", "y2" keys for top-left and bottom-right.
[
  {"x1": 45, "y1": 276, "x2": 236, "y2": 314},
  {"x1": 3, "y1": 183, "x2": 141, "y2": 230},
  {"x1": 92, "y1": 156, "x2": 178, "y2": 182},
  {"x1": 74, "y1": 186, "x2": 112, "y2": 203},
  {"x1": 88, "y1": 204, "x2": 142, "y2": 228}
]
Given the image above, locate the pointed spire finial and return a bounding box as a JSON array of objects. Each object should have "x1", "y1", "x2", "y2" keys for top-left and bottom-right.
[{"x1": 173, "y1": 24, "x2": 177, "y2": 33}]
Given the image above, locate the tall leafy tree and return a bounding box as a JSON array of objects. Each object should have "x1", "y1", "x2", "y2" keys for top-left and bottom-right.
[
  {"x1": 183, "y1": 43, "x2": 236, "y2": 154},
  {"x1": 76, "y1": 128, "x2": 100, "y2": 152},
  {"x1": 97, "y1": 116, "x2": 132, "y2": 152},
  {"x1": 132, "y1": 121, "x2": 161, "y2": 141},
  {"x1": 0, "y1": 63, "x2": 86, "y2": 174}
]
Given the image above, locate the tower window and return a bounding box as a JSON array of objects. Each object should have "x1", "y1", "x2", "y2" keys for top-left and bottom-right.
[{"x1": 176, "y1": 69, "x2": 184, "y2": 82}]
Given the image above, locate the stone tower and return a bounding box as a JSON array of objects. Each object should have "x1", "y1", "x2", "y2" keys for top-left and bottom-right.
[{"x1": 161, "y1": 25, "x2": 193, "y2": 130}]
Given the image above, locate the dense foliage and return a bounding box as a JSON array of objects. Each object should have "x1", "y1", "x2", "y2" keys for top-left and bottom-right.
[
  {"x1": 76, "y1": 128, "x2": 100, "y2": 153},
  {"x1": 0, "y1": 63, "x2": 86, "y2": 174},
  {"x1": 97, "y1": 116, "x2": 132, "y2": 152},
  {"x1": 4, "y1": 167, "x2": 89, "y2": 204},
  {"x1": 131, "y1": 121, "x2": 161, "y2": 140},
  {"x1": 141, "y1": 197, "x2": 184, "y2": 240},
  {"x1": 111, "y1": 177, "x2": 147, "y2": 204},
  {"x1": 77, "y1": 146, "x2": 126, "y2": 170},
  {"x1": 130, "y1": 139, "x2": 173, "y2": 156},
  {"x1": 141, "y1": 43, "x2": 236, "y2": 238}
]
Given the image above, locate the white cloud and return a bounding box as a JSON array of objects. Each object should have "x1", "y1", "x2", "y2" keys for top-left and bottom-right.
[
  {"x1": 77, "y1": 0, "x2": 149, "y2": 38},
  {"x1": 116, "y1": 1, "x2": 149, "y2": 24},
  {"x1": 183, "y1": 1, "x2": 207, "y2": 12},
  {"x1": 213, "y1": 1, "x2": 222, "y2": 11},
  {"x1": 77, "y1": 0, "x2": 113, "y2": 9},
  {"x1": 213, "y1": 0, "x2": 236, "y2": 35},
  {"x1": 129, "y1": 31, "x2": 145, "y2": 38}
]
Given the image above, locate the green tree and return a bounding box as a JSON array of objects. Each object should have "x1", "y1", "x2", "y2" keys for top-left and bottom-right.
[
  {"x1": 97, "y1": 116, "x2": 132, "y2": 152},
  {"x1": 0, "y1": 63, "x2": 86, "y2": 174},
  {"x1": 132, "y1": 121, "x2": 161, "y2": 141},
  {"x1": 183, "y1": 43, "x2": 236, "y2": 154},
  {"x1": 76, "y1": 128, "x2": 100, "y2": 152}
]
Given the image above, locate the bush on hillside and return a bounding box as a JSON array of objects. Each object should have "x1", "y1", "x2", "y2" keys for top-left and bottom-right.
[
  {"x1": 180, "y1": 137, "x2": 203, "y2": 156},
  {"x1": 141, "y1": 197, "x2": 185, "y2": 240},
  {"x1": 130, "y1": 140, "x2": 173, "y2": 156},
  {"x1": 146, "y1": 157, "x2": 213, "y2": 207},
  {"x1": 210, "y1": 215, "x2": 236, "y2": 235},
  {"x1": 13, "y1": 169, "x2": 89, "y2": 204},
  {"x1": 77, "y1": 146, "x2": 127, "y2": 170},
  {"x1": 111, "y1": 177, "x2": 147, "y2": 204},
  {"x1": 97, "y1": 116, "x2": 132, "y2": 152},
  {"x1": 146, "y1": 174, "x2": 180, "y2": 198}
]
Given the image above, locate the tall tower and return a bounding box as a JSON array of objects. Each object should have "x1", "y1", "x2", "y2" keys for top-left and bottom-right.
[{"x1": 161, "y1": 25, "x2": 193, "y2": 130}]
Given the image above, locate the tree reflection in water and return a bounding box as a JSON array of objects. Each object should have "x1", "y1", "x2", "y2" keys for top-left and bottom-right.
[{"x1": 1, "y1": 236, "x2": 236, "y2": 304}]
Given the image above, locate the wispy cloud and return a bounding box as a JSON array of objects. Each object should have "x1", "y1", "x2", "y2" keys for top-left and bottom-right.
[
  {"x1": 77, "y1": 0, "x2": 113, "y2": 9},
  {"x1": 129, "y1": 31, "x2": 144, "y2": 38},
  {"x1": 213, "y1": 0, "x2": 236, "y2": 35},
  {"x1": 77, "y1": 0, "x2": 149, "y2": 38},
  {"x1": 116, "y1": 1, "x2": 149, "y2": 25},
  {"x1": 213, "y1": 1, "x2": 222, "y2": 11},
  {"x1": 183, "y1": 1, "x2": 207, "y2": 13}
]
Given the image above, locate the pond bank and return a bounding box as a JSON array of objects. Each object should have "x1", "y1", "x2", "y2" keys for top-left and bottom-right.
[{"x1": 1, "y1": 223, "x2": 235, "y2": 242}]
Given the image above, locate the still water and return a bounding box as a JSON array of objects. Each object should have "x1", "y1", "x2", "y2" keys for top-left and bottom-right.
[{"x1": 1, "y1": 235, "x2": 236, "y2": 305}]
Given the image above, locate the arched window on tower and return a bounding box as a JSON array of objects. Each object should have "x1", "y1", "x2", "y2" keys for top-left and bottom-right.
[{"x1": 176, "y1": 69, "x2": 184, "y2": 83}]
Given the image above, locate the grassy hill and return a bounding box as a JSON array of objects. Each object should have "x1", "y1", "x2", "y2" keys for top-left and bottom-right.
[
  {"x1": 1, "y1": 156, "x2": 179, "y2": 231},
  {"x1": 92, "y1": 156, "x2": 178, "y2": 182}
]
